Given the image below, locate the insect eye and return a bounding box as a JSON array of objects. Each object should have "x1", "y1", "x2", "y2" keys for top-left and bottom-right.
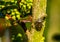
[
  {"x1": 43, "y1": 16, "x2": 46, "y2": 20},
  {"x1": 40, "y1": 14, "x2": 47, "y2": 21}
]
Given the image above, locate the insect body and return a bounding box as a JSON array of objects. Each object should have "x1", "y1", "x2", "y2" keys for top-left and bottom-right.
[{"x1": 35, "y1": 14, "x2": 47, "y2": 31}]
